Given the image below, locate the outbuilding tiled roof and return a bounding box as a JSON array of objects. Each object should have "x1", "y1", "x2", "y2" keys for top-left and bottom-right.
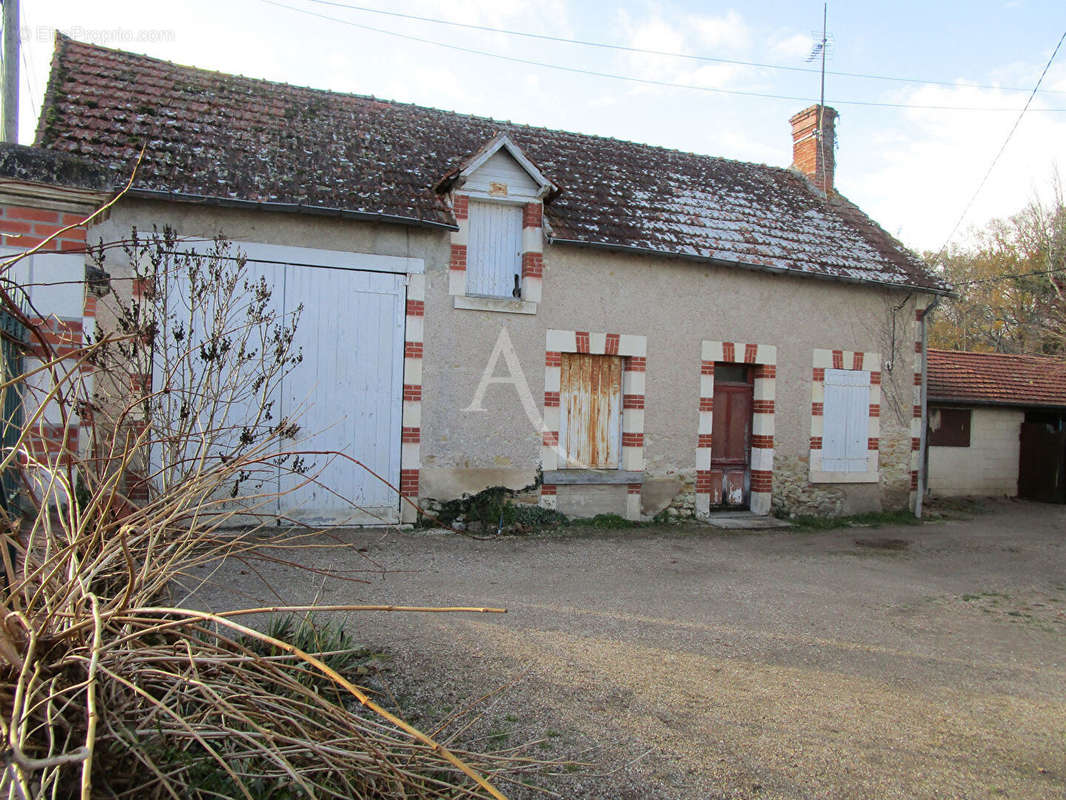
[
  {"x1": 36, "y1": 35, "x2": 946, "y2": 292},
  {"x1": 928, "y1": 349, "x2": 1066, "y2": 409}
]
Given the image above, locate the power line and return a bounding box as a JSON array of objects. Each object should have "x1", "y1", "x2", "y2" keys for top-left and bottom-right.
[
  {"x1": 302, "y1": 0, "x2": 1066, "y2": 97},
  {"x1": 952, "y1": 266, "x2": 1066, "y2": 287},
  {"x1": 263, "y1": 0, "x2": 1066, "y2": 113},
  {"x1": 931, "y1": 31, "x2": 1066, "y2": 266}
]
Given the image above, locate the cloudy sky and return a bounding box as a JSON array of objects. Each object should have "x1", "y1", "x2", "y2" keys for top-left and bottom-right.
[{"x1": 16, "y1": 0, "x2": 1066, "y2": 253}]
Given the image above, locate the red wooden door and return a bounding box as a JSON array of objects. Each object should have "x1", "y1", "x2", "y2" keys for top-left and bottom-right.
[{"x1": 710, "y1": 367, "x2": 754, "y2": 508}]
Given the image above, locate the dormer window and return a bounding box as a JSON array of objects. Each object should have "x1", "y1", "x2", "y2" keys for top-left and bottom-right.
[
  {"x1": 467, "y1": 200, "x2": 523, "y2": 298},
  {"x1": 440, "y1": 133, "x2": 556, "y2": 315}
]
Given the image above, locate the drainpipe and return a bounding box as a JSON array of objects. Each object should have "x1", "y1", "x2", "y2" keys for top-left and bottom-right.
[{"x1": 914, "y1": 297, "x2": 940, "y2": 518}]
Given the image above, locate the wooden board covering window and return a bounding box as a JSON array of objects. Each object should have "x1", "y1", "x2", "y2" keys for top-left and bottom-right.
[
  {"x1": 929, "y1": 407, "x2": 971, "y2": 447},
  {"x1": 559, "y1": 353, "x2": 622, "y2": 469}
]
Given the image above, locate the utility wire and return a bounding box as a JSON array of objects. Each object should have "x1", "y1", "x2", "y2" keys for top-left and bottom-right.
[
  {"x1": 951, "y1": 266, "x2": 1066, "y2": 287},
  {"x1": 303, "y1": 0, "x2": 1066, "y2": 97},
  {"x1": 263, "y1": 0, "x2": 1066, "y2": 113},
  {"x1": 931, "y1": 30, "x2": 1066, "y2": 266}
]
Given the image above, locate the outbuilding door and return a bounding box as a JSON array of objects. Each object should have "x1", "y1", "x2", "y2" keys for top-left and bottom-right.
[
  {"x1": 245, "y1": 261, "x2": 407, "y2": 525},
  {"x1": 710, "y1": 364, "x2": 753, "y2": 508},
  {"x1": 1018, "y1": 422, "x2": 1066, "y2": 503}
]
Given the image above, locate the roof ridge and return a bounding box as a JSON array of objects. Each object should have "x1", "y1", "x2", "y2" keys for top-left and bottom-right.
[
  {"x1": 51, "y1": 34, "x2": 794, "y2": 178},
  {"x1": 929, "y1": 348, "x2": 1066, "y2": 361}
]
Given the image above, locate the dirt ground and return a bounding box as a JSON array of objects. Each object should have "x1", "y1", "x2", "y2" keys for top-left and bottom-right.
[{"x1": 185, "y1": 500, "x2": 1066, "y2": 799}]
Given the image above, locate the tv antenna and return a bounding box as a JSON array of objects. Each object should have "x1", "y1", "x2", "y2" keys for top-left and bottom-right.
[{"x1": 806, "y1": 2, "x2": 832, "y2": 192}]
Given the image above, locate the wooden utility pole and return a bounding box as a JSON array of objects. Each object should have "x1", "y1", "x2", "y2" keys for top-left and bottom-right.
[{"x1": 2, "y1": 0, "x2": 18, "y2": 143}]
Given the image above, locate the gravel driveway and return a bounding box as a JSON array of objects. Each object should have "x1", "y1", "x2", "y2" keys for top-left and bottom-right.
[{"x1": 187, "y1": 501, "x2": 1066, "y2": 799}]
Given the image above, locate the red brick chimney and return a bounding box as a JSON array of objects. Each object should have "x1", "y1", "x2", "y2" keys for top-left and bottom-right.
[{"x1": 790, "y1": 105, "x2": 837, "y2": 195}]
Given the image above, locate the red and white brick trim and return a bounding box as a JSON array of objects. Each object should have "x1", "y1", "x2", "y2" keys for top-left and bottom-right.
[
  {"x1": 910, "y1": 303, "x2": 928, "y2": 501},
  {"x1": 809, "y1": 348, "x2": 881, "y2": 483},
  {"x1": 540, "y1": 329, "x2": 647, "y2": 520},
  {"x1": 399, "y1": 273, "x2": 426, "y2": 523},
  {"x1": 696, "y1": 341, "x2": 777, "y2": 517},
  {"x1": 448, "y1": 193, "x2": 543, "y2": 311}
]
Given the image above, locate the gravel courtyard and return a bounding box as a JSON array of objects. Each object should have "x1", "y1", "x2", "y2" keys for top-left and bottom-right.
[{"x1": 187, "y1": 501, "x2": 1066, "y2": 799}]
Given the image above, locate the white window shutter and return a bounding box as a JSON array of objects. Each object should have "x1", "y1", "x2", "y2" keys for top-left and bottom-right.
[
  {"x1": 467, "y1": 201, "x2": 523, "y2": 298},
  {"x1": 823, "y1": 369, "x2": 870, "y2": 472}
]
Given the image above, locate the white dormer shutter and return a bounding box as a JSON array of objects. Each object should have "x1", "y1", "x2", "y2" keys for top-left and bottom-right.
[
  {"x1": 467, "y1": 200, "x2": 522, "y2": 298},
  {"x1": 822, "y1": 368, "x2": 870, "y2": 472}
]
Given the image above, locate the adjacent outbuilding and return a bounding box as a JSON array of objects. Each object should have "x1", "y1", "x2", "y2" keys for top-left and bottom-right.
[{"x1": 927, "y1": 349, "x2": 1066, "y2": 503}]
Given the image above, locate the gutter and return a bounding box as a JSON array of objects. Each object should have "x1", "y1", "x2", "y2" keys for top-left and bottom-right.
[
  {"x1": 546, "y1": 234, "x2": 952, "y2": 296},
  {"x1": 914, "y1": 297, "x2": 941, "y2": 519},
  {"x1": 127, "y1": 188, "x2": 460, "y2": 232}
]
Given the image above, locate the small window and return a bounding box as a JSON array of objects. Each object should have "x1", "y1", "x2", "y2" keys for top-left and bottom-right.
[
  {"x1": 822, "y1": 368, "x2": 871, "y2": 472},
  {"x1": 714, "y1": 364, "x2": 752, "y2": 383},
  {"x1": 467, "y1": 200, "x2": 522, "y2": 298},
  {"x1": 929, "y1": 407, "x2": 971, "y2": 447}
]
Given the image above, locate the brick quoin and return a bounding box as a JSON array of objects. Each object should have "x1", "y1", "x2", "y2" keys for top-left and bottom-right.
[
  {"x1": 809, "y1": 436, "x2": 823, "y2": 450},
  {"x1": 869, "y1": 404, "x2": 881, "y2": 417},
  {"x1": 522, "y1": 203, "x2": 541, "y2": 228},
  {"x1": 540, "y1": 484, "x2": 557, "y2": 496},
  {"x1": 916, "y1": 308, "x2": 924, "y2": 321},
  {"x1": 751, "y1": 434, "x2": 774, "y2": 449},
  {"x1": 575, "y1": 331, "x2": 590, "y2": 353},
  {"x1": 521, "y1": 252, "x2": 543, "y2": 278},
  {"x1": 832, "y1": 350, "x2": 844, "y2": 369},
  {"x1": 545, "y1": 351, "x2": 562, "y2": 367},
  {"x1": 750, "y1": 470, "x2": 773, "y2": 491},
  {"x1": 695, "y1": 470, "x2": 713, "y2": 490},
  {"x1": 912, "y1": 437, "x2": 921, "y2": 451},
  {"x1": 910, "y1": 471, "x2": 919, "y2": 490},
  {"x1": 627, "y1": 483, "x2": 642, "y2": 494},
  {"x1": 449, "y1": 244, "x2": 467, "y2": 270},
  {"x1": 401, "y1": 427, "x2": 421, "y2": 443},
  {"x1": 622, "y1": 394, "x2": 645, "y2": 409},
  {"x1": 543, "y1": 391, "x2": 560, "y2": 407},
  {"x1": 403, "y1": 384, "x2": 422, "y2": 402},
  {"x1": 744, "y1": 343, "x2": 758, "y2": 363},
  {"x1": 404, "y1": 342, "x2": 423, "y2": 359},
  {"x1": 452, "y1": 194, "x2": 469, "y2": 220},
  {"x1": 406, "y1": 299, "x2": 424, "y2": 316},
  {"x1": 913, "y1": 372, "x2": 923, "y2": 385},
  {"x1": 542, "y1": 431, "x2": 559, "y2": 446},
  {"x1": 915, "y1": 340, "x2": 923, "y2": 353},
  {"x1": 812, "y1": 367, "x2": 825, "y2": 382},
  {"x1": 399, "y1": 469, "x2": 420, "y2": 496},
  {"x1": 913, "y1": 404, "x2": 922, "y2": 418},
  {"x1": 699, "y1": 397, "x2": 714, "y2": 412},
  {"x1": 625, "y1": 357, "x2": 646, "y2": 372},
  {"x1": 811, "y1": 402, "x2": 824, "y2": 415},
  {"x1": 605, "y1": 333, "x2": 620, "y2": 355},
  {"x1": 852, "y1": 352, "x2": 864, "y2": 370},
  {"x1": 697, "y1": 433, "x2": 713, "y2": 448},
  {"x1": 870, "y1": 371, "x2": 882, "y2": 385},
  {"x1": 621, "y1": 432, "x2": 643, "y2": 447},
  {"x1": 701, "y1": 360, "x2": 715, "y2": 375},
  {"x1": 722, "y1": 342, "x2": 735, "y2": 362},
  {"x1": 752, "y1": 400, "x2": 774, "y2": 413},
  {"x1": 754, "y1": 364, "x2": 775, "y2": 379},
  {"x1": 868, "y1": 437, "x2": 879, "y2": 450}
]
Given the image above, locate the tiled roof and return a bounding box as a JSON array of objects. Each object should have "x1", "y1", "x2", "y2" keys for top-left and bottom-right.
[
  {"x1": 928, "y1": 349, "x2": 1066, "y2": 408},
  {"x1": 36, "y1": 35, "x2": 946, "y2": 292},
  {"x1": 0, "y1": 142, "x2": 112, "y2": 190}
]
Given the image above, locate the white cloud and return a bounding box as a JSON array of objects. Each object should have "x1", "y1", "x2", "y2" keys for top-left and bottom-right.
[
  {"x1": 852, "y1": 74, "x2": 1066, "y2": 252},
  {"x1": 770, "y1": 32, "x2": 815, "y2": 61}
]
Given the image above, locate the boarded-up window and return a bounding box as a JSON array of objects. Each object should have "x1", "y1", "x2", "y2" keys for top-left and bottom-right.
[
  {"x1": 822, "y1": 368, "x2": 870, "y2": 472},
  {"x1": 559, "y1": 353, "x2": 622, "y2": 469},
  {"x1": 467, "y1": 200, "x2": 522, "y2": 298},
  {"x1": 929, "y1": 407, "x2": 971, "y2": 447}
]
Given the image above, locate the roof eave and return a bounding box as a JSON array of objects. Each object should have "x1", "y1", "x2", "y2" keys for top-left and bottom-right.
[
  {"x1": 546, "y1": 234, "x2": 950, "y2": 295},
  {"x1": 929, "y1": 396, "x2": 1066, "y2": 411},
  {"x1": 126, "y1": 188, "x2": 460, "y2": 232}
]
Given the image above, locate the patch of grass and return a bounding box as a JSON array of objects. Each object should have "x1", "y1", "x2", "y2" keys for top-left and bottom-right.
[{"x1": 785, "y1": 509, "x2": 919, "y2": 532}]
